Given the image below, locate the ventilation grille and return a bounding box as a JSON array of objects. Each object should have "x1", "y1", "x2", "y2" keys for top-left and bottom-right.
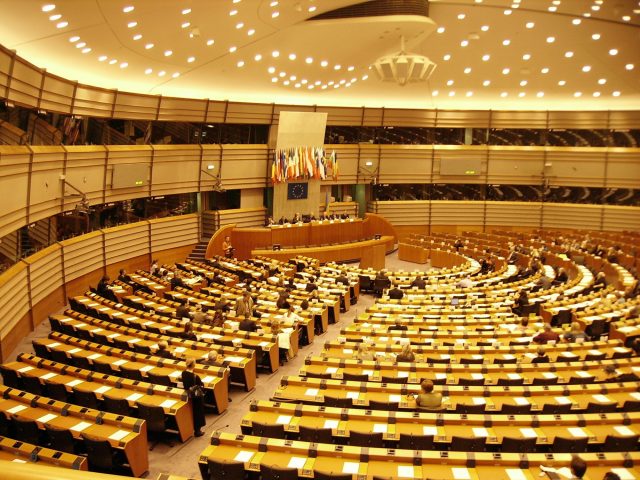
[{"x1": 309, "y1": 0, "x2": 429, "y2": 21}]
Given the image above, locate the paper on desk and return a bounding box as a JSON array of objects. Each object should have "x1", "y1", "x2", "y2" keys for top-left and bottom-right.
[
  {"x1": 472, "y1": 427, "x2": 488, "y2": 437},
  {"x1": 452, "y1": 467, "x2": 472, "y2": 480},
  {"x1": 126, "y1": 393, "x2": 144, "y2": 402},
  {"x1": 576, "y1": 371, "x2": 591, "y2": 377},
  {"x1": 41, "y1": 372, "x2": 57, "y2": 380},
  {"x1": 435, "y1": 373, "x2": 448, "y2": 380},
  {"x1": 470, "y1": 373, "x2": 484, "y2": 380},
  {"x1": 389, "y1": 394, "x2": 401, "y2": 403},
  {"x1": 305, "y1": 388, "x2": 319, "y2": 396},
  {"x1": 88, "y1": 353, "x2": 102, "y2": 360},
  {"x1": 506, "y1": 469, "x2": 528, "y2": 480},
  {"x1": 342, "y1": 462, "x2": 359, "y2": 474},
  {"x1": 543, "y1": 372, "x2": 557, "y2": 378},
  {"x1": 423, "y1": 426, "x2": 438, "y2": 436},
  {"x1": 109, "y1": 429, "x2": 129, "y2": 441},
  {"x1": 520, "y1": 428, "x2": 537, "y2": 438},
  {"x1": 397, "y1": 466, "x2": 414, "y2": 478},
  {"x1": 234, "y1": 450, "x2": 254, "y2": 463},
  {"x1": 70, "y1": 421, "x2": 92, "y2": 432},
  {"x1": 113, "y1": 359, "x2": 127, "y2": 366},
  {"x1": 325, "y1": 367, "x2": 338, "y2": 374},
  {"x1": 288, "y1": 457, "x2": 306, "y2": 469},
  {"x1": 94, "y1": 386, "x2": 112, "y2": 395},
  {"x1": 555, "y1": 396, "x2": 571, "y2": 404},
  {"x1": 36, "y1": 413, "x2": 58, "y2": 423},
  {"x1": 127, "y1": 338, "x2": 140, "y2": 344},
  {"x1": 140, "y1": 365, "x2": 154, "y2": 373},
  {"x1": 346, "y1": 392, "x2": 359, "y2": 400},
  {"x1": 592, "y1": 394, "x2": 611, "y2": 403},
  {"x1": 224, "y1": 356, "x2": 243, "y2": 363},
  {"x1": 324, "y1": 419, "x2": 339, "y2": 429},
  {"x1": 567, "y1": 427, "x2": 587, "y2": 437},
  {"x1": 508, "y1": 373, "x2": 521, "y2": 380},
  {"x1": 373, "y1": 424, "x2": 387, "y2": 433},
  {"x1": 397, "y1": 371, "x2": 409, "y2": 378},
  {"x1": 67, "y1": 348, "x2": 81, "y2": 354},
  {"x1": 7, "y1": 405, "x2": 28, "y2": 414},
  {"x1": 66, "y1": 379, "x2": 83, "y2": 387},
  {"x1": 610, "y1": 468, "x2": 635, "y2": 480},
  {"x1": 107, "y1": 333, "x2": 121, "y2": 339},
  {"x1": 343, "y1": 349, "x2": 353, "y2": 354},
  {"x1": 514, "y1": 397, "x2": 529, "y2": 405},
  {"x1": 472, "y1": 397, "x2": 486, "y2": 405},
  {"x1": 17, "y1": 366, "x2": 34, "y2": 373},
  {"x1": 614, "y1": 426, "x2": 635, "y2": 436},
  {"x1": 11, "y1": 459, "x2": 26, "y2": 463},
  {"x1": 159, "y1": 399, "x2": 177, "y2": 409},
  {"x1": 276, "y1": 415, "x2": 292, "y2": 425}
]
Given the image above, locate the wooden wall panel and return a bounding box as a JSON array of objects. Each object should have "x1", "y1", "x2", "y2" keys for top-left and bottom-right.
[
  {"x1": 605, "y1": 148, "x2": 640, "y2": 189},
  {"x1": 219, "y1": 207, "x2": 266, "y2": 228},
  {"x1": 104, "y1": 223, "x2": 150, "y2": 265},
  {"x1": 0, "y1": 262, "x2": 30, "y2": 349},
  {"x1": 433, "y1": 110, "x2": 491, "y2": 128},
  {"x1": 158, "y1": 97, "x2": 208, "y2": 122},
  {"x1": 545, "y1": 148, "x2": 606, "y2": 187},
  {"x1": 220, "y1": 145, "x2": 269, "y2": 188},
  {"x1": 369, "y1": 200, "x2": 430, "y2": 226},
  {"x1": 72, "y1": 85, "x2": 116, "y2": 118},
  {"x1": 28, "y1": 146, "x2": 67, "y2": 224},
  {"x1": 547, "y1": 111, "x2": 611, "y2": 129},
  {"x1": 24, "y1": 244, "x2": 63, "y2": 306},
  {"x1": 489, "y1": 111, "x2": 549, "y2": 129},
  {"x1": 381, "y1": 109, "x2": 438, "y2": 128},
  {"x1": 318, "y1": 106, "x2": 366, "y2": 126},
  {"x1": 601, "y1": 206, "x2": 640, "y2": 232},
  {"x1": 542, "y1": 203, "x2": 603, "y2": 230},
  {"x1": 432, "y1": 146, "x2": 487, "y2": 184},
  {"x1": 40, "y1": 76, "x2": 74, "y2": 115},
  {"x1": 0, "y1": 147, "x2": 29, "y2": 236},
  {"x1": 431, "y1": 201, "x2": 485, "y2": 225},
  {"x1": 486, "y1": 148, "x2": 544, "y2": 184},
  {"x1": 378, "y1": 145, "x2": 432, "y2": 184},
  {"x1": 485, "y1": 202, "x2": 542, "y2": 228},
  {"x1": 228, "y1": 102, "x2": 274, "y2": 124},
  {"x1": 62, "y1": 231, "x2": 104, "y2": 282},
  {"x1": 113, "y1": 92, "x2": 159, "y2": 120},
  {"x1": 150, "y1": 214, "x2": 199, "y2": 250},
  {"x1": 151, "y1": 145, "x2": 202, "y2": 196},
  {"x1": 7, "y1": 59, "x2": 42, "y2": 108}
]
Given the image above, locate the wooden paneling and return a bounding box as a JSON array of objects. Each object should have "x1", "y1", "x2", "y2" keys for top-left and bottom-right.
[
  {"x1": 545, "y1": 148, "x2": 607, "y2": 187},
  {"x1": 601, "y1": 205, "x2": 640, "y2": 232},
  {"x1": 486, "y1": 147, "x2": 543, "y2": 184},
  {"x1": 606, "y1": 148, "x2": 640, "y2": 189},
  {"x1": 0, "y1": 262, "x2": 30, "y2": 351},
  {"x1": 485, "y1": 202, "x2": 542, "y2": 228},
  {"x1": 542, "y1": 203, "x2": 603, "y2": 230},
  {"x1": 219, "y1": 207, "x2": 267, "y2": 229}
]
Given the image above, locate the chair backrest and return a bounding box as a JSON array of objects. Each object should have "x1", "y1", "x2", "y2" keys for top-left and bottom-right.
[
  {"x1": 458, "y1": 377, "x2": 485, "y2": 386},
  {"x1": 136, "y1": 403, "x2": 167, "y2": 433},
  {"x1": 32, "y1": 342, "x2": 51, "y2": 360},
  {"x1": 49, "y1": 349, "x2": 71, "y2": 366},
  {"x1": 102, "y1": 394, "x2": 133, "y2": 417},
  {"x1": 343, "y1": 372, "x2": 369, "y2": 382},
  {"x1": 46, "y1": 382, "x2": 72, "y2": 403},
  {"x1": 585, "y1": 402, "x2": 618, "y2": 413},
  {"x1": 501, "y1": 436, "x2": 537, "y2": 453},
  {"x1": 252, "y1": 421, "x2": 286, "y2": 439},
  {"x1": 146, "y1": 372, "x2": 174, "y2": 387},
  {"x1": 497, "y1": 378, "x2": 525, "y2": 386},
  {"x1": 398, "y1": 433, "x2": 434, "y2": 450},
  {"x1": 551, "y1": 436, "x2": 588, "y2": 453},
  {"x1": 380, "y1": 375, "x2": 408, "y2": 384},
  {"x1": 44, "y1": 424, "x2": 77, "y2": 454},
  {"x1": 500, "y1": 403, "x2": 531, "y2": 414},
  {"x1": 314, "y1": 471, "x2": 353, "y2": 480},
  {"x1": 73, "y1": 356, "x2": 92, "y2": 371},
  {"x1": 450, "y1": 435, "x2": 486, "y2": 451},
  {"x1": 324, "y1": 396, "x2": 352, "y2": 408},
  {"x1": 368, "y1": 400, "x2": 398, "y2": 411},
  {"x1": 0, "y1": 413, "x2": 11, "y2": 437},
  {"x1": 73, "y1": 389, "x2": 101, "y2": 410},
  {"x1": 259, "y1": 464, "x2": 299, "y2": 480},
  {"x1": 0, "y1": 366, "x2": 22, "y2": 389},
  {"x1": 119, "y1": 365, "x2": 144, "y2": 381},
  {"x1": 349, "y1": 430, "x2": 383, "y2": 448},
  {"x1": 81, "y1": 433, "x2": 115, "y2": 471},
  {"x1": 454, "y1": 403, "x2": 486, "y2": 414},
  {"x1": 21, "y1": 375, "x2": 44, "y2": 396},
  {"x1": 541, "y1": 403, "x2": 572, "y2": 415},
  {"x1": 12, "y1": 417, "x2": 41, "y2": 445},
  {"x1": 531, "y1": 376, "x2": 558, "y2": 386},
  {"x1": 92, "y1": 360, "x2": 114, "y2": 375},
  {"x1": 298, "y1": 425, "x2": 333, "y2": 444},
  {"x1": 602, "y1": 434, "x2": 640, "y2": 452},
  {"x1": 207, "y1": 458, "x2": 246, "y2": 480}
]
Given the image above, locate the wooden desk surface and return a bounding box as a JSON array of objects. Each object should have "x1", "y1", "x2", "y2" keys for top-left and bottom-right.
[{"x1": 0, "y1": 439, "x2": 87, "y2": 471}]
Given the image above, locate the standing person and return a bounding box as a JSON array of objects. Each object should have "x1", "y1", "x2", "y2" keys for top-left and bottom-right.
[
  {"x1": 181, "y1": 358, "x2": 205, "y2": 437},
  {"x1": 235, "y1": 290, "x2": 254, "y2": 317},
  {"x1": 222, "y1": 236, "x2": 234, "y2": 258}
]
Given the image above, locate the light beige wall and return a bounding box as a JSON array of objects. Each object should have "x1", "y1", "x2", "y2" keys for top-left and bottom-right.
[{"x1": 241, "y1": 188, "x2": 264, "y2": 209}]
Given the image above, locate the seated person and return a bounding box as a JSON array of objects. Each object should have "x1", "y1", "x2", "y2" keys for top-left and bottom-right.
[
  {"x1": 170, "y1": 272, "x2": 186, "y2": 290},
  {"x1": 239, "y1": 312, "x2": 258, "y2": 332},
  {"x1": 283, "y1": 304, "x2": 302, "y2": 323},
  {"x1": 155, "y1": 340, "x2": 174, "y2": 359},
  {"x1": 396, "y1": 344, "x2": 415, "y2": 363},
  {"x1": 214, "y1": 297, "x2": 231, "y2": 313},
  {"x1": 291, "y1": 212, "x2": 301, "y2": 223},
  {"x1": 410, "y1": 276, "x2": 426, "y2": 289},
  {"x1": 271, "y1": 319, "x2": 294, "y2": 365},
  {"x1": 265, "y1": 216, "x2": 275, "y2": 227},
  {"x1": 388, "y1": 285, "x2": 404, "y2": 299},
  {"x1": 276, "y1": 290, "x2": 291, "y2": 310},
  {"x1": 198, "y1": 350, "x2": 227, "y2": 367},
  {"x1": 305, "y1": 277, "x2": 318, "y2": 293},
  {"x1": 413, "y1": 379, "x2": 443, "y2": 410},
  {"x1": 388, "y1": 320, "x2": 408, "y2": 331},
  {"x1": 456, "y1": 276, "x2": 473, "y2": 289},
  {"x1": 593, "y1": 272, "x2": 607, "y2": 288},
  {"x1": 554, "y1": 267, "x2": 568, "y2": 284},
  {"x1": 356, "y1": 342, "x2": 375, "y2": 361},
  {"x1": 335, "y1": 273, "x2": 349, "y2": 286},
  {"x1": 191, "y1": 304, "x2": 206, "y2": 324},
  {"x1": 175, "y1": 302, "x2": 190, "y2": 320},
  {"x1": 533, "y1": 324, "x2": 560, "y2": 344},
  {"x1": 96, "y1": 275, "x2": 118, "y2": 302},
  {"x1": 532, "y1": 346, "x2": 549, "y2": 364},
  {"x1": 540, "y1": 455, "x2": 587, "y2": 479},
  {"x1": 117, "y1": 269, "x2": 130, "y2": 283},
  {"x1": 563, "y1": 321, "x2": 587, "y2": 342},
  {"x1": 278, "y1": 216, "x2": 288, "y2": 225},
  {"x1": 181, "y1": 321, "x2": 198, "y2": 341}
]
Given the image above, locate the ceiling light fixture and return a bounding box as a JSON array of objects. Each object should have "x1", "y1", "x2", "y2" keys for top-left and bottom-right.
[
  {"x1": 207, "y1": 39, "x2": 215, "y2": 46},
  {"x1": 123, "y1": 5, "x2": 134, "y2": 13},
  {"x1": 133, "y1": 34, "x2": 142, "y2": 40},
  {"x1": 145, "y1": 43, "x2": 154, "y2": 49},
  {"x1": 372, "y1": 36, "x2": 437, "y2": 87},
  {"x1": 145, "y1": 68, "x2": 152, "y2": 74},
  {"x1": 182, "y1": 8, "x2": 191, "y2": 14},
  {"x1": 49, "y1": 14, "x2": 61, "y2": 21},
  {"x1": 69, "y1": 36, "x2": 80, "y2": 42},
  {"x1": 127, "y1": 21, "x2": 137, "y2": 28},
  {"x1": 247, "y1": 29, "x2": 255, "y2": 36},
  {"x1": 56, "y1": 21, "x2": 68, "y2": 28},
  {"x1": 42, "y1": 4, "x2": 56, "y2": 12}
]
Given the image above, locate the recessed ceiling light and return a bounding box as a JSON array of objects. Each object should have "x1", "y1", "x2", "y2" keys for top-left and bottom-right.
[
  {"x1": 268, "y1": 66, "x2": 276, "y2": 73},
  {"x1": 288, "y1": 53, "x2": 296, "y2": 60},
  {"x1": 272, "y1": 11, "x2": 279, "y2": 18},
  {"x1": 522, "y1": 54, "x2": 531, "y2": 60},
  {"x1": 279, "y1": 72, "x2": 286, "y2": 77},
  {"x1": 572, "y1": 18, "x2": 581, "y2": 25},
  {"x1": 294, "y1": 83, "x2": 301, "y2": 88},
  {"x1": 622, "y1": 15, "x2": 631, "y2": 21},
  {"x1": 334, "y1": 64, "x2": 341, "y2": 70},
  {"x1": 482, "y1": 54, "x2": 490, "y2": 61},
  {"x1": 626, "y1": 64, "x2": 635, "y2": 70},
  {"x1": 518, "y1": 92, "x2": 525, "y2": 97},
  {"x1": 609, "y1": 49, "x2": 618, "y2": 56},
  {"x1": 133, "y1": 34, "x2": 142, "y2": 40},
  {"x1": 247, "y1": 29, "x2": 255, "y2": 36},
  {"x1": 593, "y1": 91, "x2": 600, "y2": 97},
  {"x1": 164, "y1": 50, "x2": 172, "y2": 56},
  {"x1": 437, "y1": 27, "x2": 445, "y2": 33},
  {"x1": 362, "y1": 74, "x2": 368, "y2": 80},
  {"x1": 432, "y1": 90, "x2": 439, "y2": 96},
  {"x1": 182, "y1": 8, "x2": 191, "y2": 14},
  {"x1": 254, "y1": 54, "x2": 262, "y2": 61},
  {"x1": 321, "y1": 85, "x2": 327, "y2": 90},
  {"x1": 233, "y1": 0, "x2": 241, "y2": 3},
  {"x1": 598, "y1": 78, "x2": 607, "y2": 84},
  {"x1": 283, "y1": 80, "x2": 290, "y2": 86},
  {"x1": 328, "y1": 81, "x2": 334, "y2": 85},
  {"x1": 541, "y1": 67, "x2": 550, "y2": 73},
  {"x1": 582, "y1": 65, "x2": 591, "y2": 72},
  {"x1": 109, "y1": 59, "x2": 117, "y2": 65},
  {"x1": 546, "y1": 36, "x2": 555, "y2": 43},
  {"x1": 127, "y1": 21, "x2": 137, "y2": 28},
  {"x1": 482, "y1": 80, "x2": 490, "y2": 86},
  {"x1": 69, "y1": 36, "x2": 80, "y2": 42},
  {"x1": 236, "y1": 22, "x2": 244, "y2": 29},
  {"x1": 558, "y1": 80, "x2": 566, "y2": 86},
  {"x1": 270, "y1": 1, "x2": 278, "y2": 6},
  {"x1": 320, "y1": 60, "x2": 328, "y2": 67},
  {"x1": 591, "y1": 33, "x2": 600, "y2": 40},
  {"x1": 460, "y1": 40, "x2": 469, "y2": 47},
  {"x1": 457, "y1": 13, "x2": 466, "y2": 20},
  {"x1": 81, "y1": 48, "x2": 91, "y2": 54},
  {"x1": 481, "y1": 25, "x2": 489, "y2": 31},
  {"x1": 314, "y1": 80, "x2": 321, "y2": 85},
  {"x1": 502, "y1": 68, "x2": 510, "y2": 74},
  {"x1": 237, "y1": 61, "x2": 245, "y2": 67},
  {"x1": 536, "y1": 91, "x2": 544, "y2": 97},
  {"x1": 182, "y1": 22, "x2": 191, "y2": 28},
  {"x1": 271, "y1": 77, "x2": 278, "y2": 82},
  {"x1": 207, "y1": 39, "x2": 215, "y2": 46},
  {"x1": 504, "y1": 9, "x2": 512, "y2": 15},
  {"x1": 187, "y1": 56, "x2": 196, "y2": 63},
  {"x1": 308, "y1": 6, "x2": 316, "y2": 12},
  {"x1": 449, "y1": 91, "x2": 456, "y2": 97},
  {"x1": 447, "y1": 79, "x2": 454, "y2": 86},
  {"x1": 502, "y1": 39, "x2": 511, "y2": 46},
  {"x1": 565, "y1": 51, "x2": 574, "y2": 58},
  {"x1": 49, "y1": 14, "x2": 61, "y2": 21},
  {"x1": 230, "y1": 10, "x2": 238, "y2": 16},
  {"x1": 145, "y1": 68, "x2": 153, "y2": 74},
  {"x1": 574, "y1": 92, "x2": 582, "y2": 97},
  {"x1": 443, "y1": 54, "x2": 451, "y2": 61},
  {"x1": 612, "y1": 91, "x2": 621, "y2": 96},
  {"x1": 98, "y1": 55, "x2": 107, "y2": 62},
  {"x1": 525, "y1": 22, "x2": 534, "y2": 28},
  {"x1": 583, "y1": 12, "x2": 591, "y2": 18},
  {"x1": 548, "y1": 6, "x2": 557, "y2": 11},
  {"x1": 172, "y1": 72, "x2": 180, "y2": 78},
  {"x1": 56, "y1": 21, "x2": 68, "y2": 28},
  {"x1": 464, "y1": 67, "x2": 472, "y2": 74},
  {"x1": 272, "y1": 50, "x2": 279, "y2": 57},
  {"x1": 466, "y1": 91, "x2": 473, "y2": 97},
  {"x1": 520, "y1": 80, "x2": 527, "y2": 86},
  {"x1": 230, "y1": 46, "x2": 237, "y2": 53},
  {"x1": 305, "y1": 57, "x2": 313, "y2": 64},
  {"x1": 591, "y1": 4, "x2": 600, "y2": 10},
  {"x1": 500, "y1": 92, "x2": 508, "y2": 97},
  {"x1": 301, "y1": 79, "x2": 308, "y2": 84},
  {"x1": 75, "y1": 42, "x2": 86, "y2": 48},
  {"x1": 347, "y1": 66, "x2": 354, "y2": 71},
  {"x1": 158, "y1": 70, "x2": 166, "y2": 77},
  {"x1": 120, "y1": 62, "x2": 128, "y2": 68},
  {"x1": 145, "y1": 43, "x2": 154, "y2": 49},
  {"x1": 42, "y1": 4, "x2": 56, "y2": 12}
]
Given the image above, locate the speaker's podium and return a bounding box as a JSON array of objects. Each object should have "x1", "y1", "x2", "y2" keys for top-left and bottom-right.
[{"x1": 360, "y1": 234, "x2": 386, "y2": 270}]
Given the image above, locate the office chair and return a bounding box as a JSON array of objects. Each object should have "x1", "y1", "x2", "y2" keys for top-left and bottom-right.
[
  {"x1": 0, "y1": 366, "x2": 22, "y2": 389},
  {"x1": 119, "y1": 365, "x2": 144, "y2": 381},
  {"x1": 314, "y1": 471, "x2": 353, "y2": 480},
  {"x1": 398, "y1": 433, "x2": 434, "y2": 450},
  {"x1": 146, "y1": 371, "x2": 174, "y2": 387},
  {"x1": 585, "y1": 402, "x2": 618, "y2": 414},
  {"x1": 541, "y1": 403, "x2": 572, "y2": 415},
  {"x1": 136, "y1": 403, "x2": 173, "y2": 450},
  {"x1": 298, "y1": 425, "x2": 333, "y2": 444},
  {"x1": 450, "y1": 435, "x2": 486, "y2": 452},
  {"x1": 81, "y1": 433, "x2": 126, "y2": 473},
  {"x1": 551, "y1": 436, "x2": 588, "y2": 453},
  {"x1": 349, "y1": 430, "x2": 383, "y2": 448},
  {"x1": 251, "y1": 421, "x2": 286, "y2": 439},
  {"x1": 259, "y1": 464, "x2": 299, "y2": 480},
  {"x1": 31, "y1": 342, "x2": 51, "y2": 360},
  {"x1": 20, "y1": 375, "x2": 45, "y2": 396},
  {"x1": 73, "y1": 389, "x2": 101, "y2": 410},
  {"x1": 207, "y1": 458, "x2": 247, "y2": 480},
  {"x1": 324, "y1": 396, "x2": 352, "y2": 408},
  {"x1": 601, "y1": 434, "x2": 639, "y2": 452},
  {"x1": 501, "y1": 436, "x2": 537, "y2": 453},
  {"x1": 12, "y1": 417, "x2": 44, "y2": 446},
  {"x1": 44, "y1": 424, "x2": 80, "y2": 454},
  {"x1": 102, "y1": 394, "x2": 134, "y2": 417},
  {"x1": 46, "y1": 382, "x2": 73, "y2": 403},
  {"x1": 500, "y1": 403, "x2": 532, "y2": 415}
]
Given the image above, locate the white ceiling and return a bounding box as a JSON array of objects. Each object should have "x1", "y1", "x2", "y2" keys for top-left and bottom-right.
[{"x1": 0, "y1": 0, "x2": 639, "y2": 110}]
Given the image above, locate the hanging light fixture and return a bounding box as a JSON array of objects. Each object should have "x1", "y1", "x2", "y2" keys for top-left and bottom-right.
[{"x1": 372, "y1": 36, "x2": 436, "y2": 86}]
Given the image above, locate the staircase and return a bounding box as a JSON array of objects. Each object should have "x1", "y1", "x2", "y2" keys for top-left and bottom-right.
[{"x1": 187, "y1": 240, "x2": 210, "y2": 261}]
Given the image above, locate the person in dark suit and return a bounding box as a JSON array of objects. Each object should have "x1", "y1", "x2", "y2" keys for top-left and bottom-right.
[
  {"x1": 276, "y1": 290, "x2": 291, "y2": 310},
  {"x1": 181, "y1": 321, "x2": 198, "y2": 341},
  {"x1": 554, "y1": 267, "x2": 568, "y2": 284},
  {"x1": 239, "y1": 312, "x2": 258, "y2": 332},
  {"x1": 96, "y1": 275, "x2": 117, "y2": 301},
  {"x1": 175, "y1": 302, "x2": 190, "y2": 320},
  {"x1": 181, "y1": 358, "x2": 205, "y2": 436},
  {"x1": 410, "y1": 276, "x2": 426, "y2": 288},
  {"x1": 388, "y1": 286, "x2": 404, "y2": 300},
  {"x1": 532, "y1": 346, "x2": 549, "y2": 364},
  {"x1": 155, "y1": 341, "x2": 174, "y2": 359},
  {"x1": 170, "y1": 272, "x2": 185, "y2": 290},
  {"x1": 117, "y1": 269, "x2": 130, "y2": 283},
  {"x1": 305, "y1": 277, "x2": 318, "y2": 293},
  {"x1": 336, "y1": 274, "x2": 349, "y2": 286}
]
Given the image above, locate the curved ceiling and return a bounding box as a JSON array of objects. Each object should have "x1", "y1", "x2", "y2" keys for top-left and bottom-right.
[{"x1": 0, "y1": 0, "x2": 639, "y2": 110}]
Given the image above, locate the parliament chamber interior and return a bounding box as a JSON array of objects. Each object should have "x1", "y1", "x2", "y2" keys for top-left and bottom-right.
[{"x1": 0, "y1": 1, "x2": 639, "y2": 479}]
